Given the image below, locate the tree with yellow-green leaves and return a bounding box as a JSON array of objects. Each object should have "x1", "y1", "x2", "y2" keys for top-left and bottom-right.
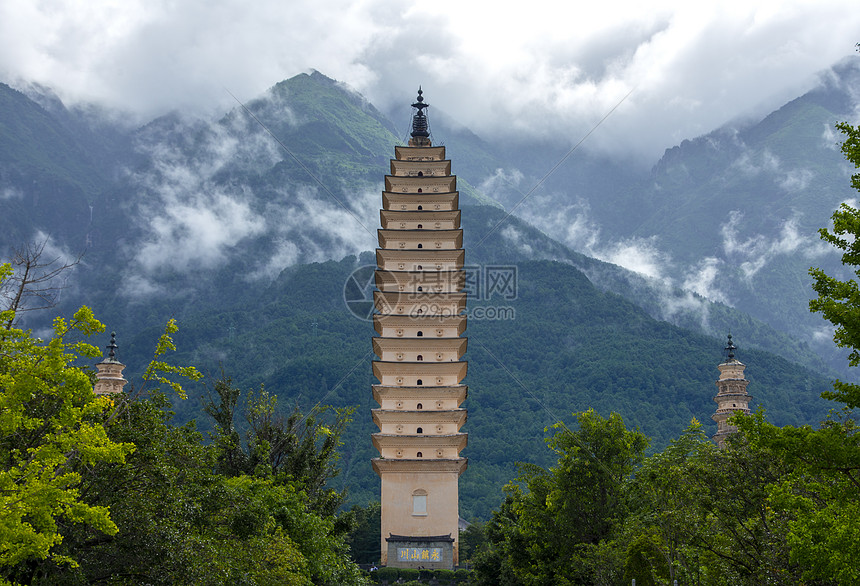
[
  {"x1": 0, "y1": 262, "x2": 366, "y2": 585},
  {"x1": 0, "y1": 263, "x2": 134, "y2": 573}
]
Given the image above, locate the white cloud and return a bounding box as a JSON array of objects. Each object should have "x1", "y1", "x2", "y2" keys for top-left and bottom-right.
[
  {"x1": 720, "y1": 210, "x2": 824, "y2": 278},
  {"x1": 135, "y1": 191, "x2": 266, "y2": 272},
  {"x1": 598, "y1": 236, "x2": 669, "y2": 280},
  {"x1": 779, "y1": 168, "x2": 814, "y2": 192},
  {"x1": 1, "y1": 186, "x2": 23, "y2": 200},
  {"x1": 1, "y1": 1, "x2": 858, "y2": 160},
  {"x1": 682, "y1": 256, "x2": 729, "y2": 305},
  {"x1": 500, "y1": 225, "x2": 534, "y2": 257},
  {"x1": 821, "y1": 123, "x2": 839, "y2": 150},
  {"x1": 811, "y1": 324, "x2": 835, "y2": 344},
  {"x1": 122, "y1": 105, "x2": 378, "y2": 289}
]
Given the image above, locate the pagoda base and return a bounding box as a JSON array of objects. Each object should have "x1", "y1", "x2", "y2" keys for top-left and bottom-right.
[{"x1": 386, "y1": 534, "x2": 454, "y2": 569}]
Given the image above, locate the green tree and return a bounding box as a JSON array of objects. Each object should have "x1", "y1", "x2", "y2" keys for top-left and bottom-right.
[
  {"x1": 205, "y1": 377, "x2": 353, "y2": 518},
  {"x1": 9, "y1": 379, "x2": 365, "y2": 585},
  {"x1": 344, "y1": 501, "x2": 380, "y2": 565},
  {"x1": 472, "y1": 410, "x2": 648, "y2": 586},
  {"x1": 808, "y1": 122, "x2": 860, "y2": 408},
  {"x1": 625, "y1": 420, "x2": 712, "y2": 585},
  {"x1": 627, "y1": 421, "x2": 800, "y2": 585},
  {"x1": 0, "y1": 265, "x2": 134, "y2": 575}
]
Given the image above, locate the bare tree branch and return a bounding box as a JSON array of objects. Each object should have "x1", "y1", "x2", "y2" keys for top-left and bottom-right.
[{"x1": 1, "y1": 238, "x2": 83, "y2": 328}]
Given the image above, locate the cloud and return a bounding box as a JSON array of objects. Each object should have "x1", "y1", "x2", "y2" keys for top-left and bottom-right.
[
  {"x1": 1, "y1": 187, "x2": 23, "y2": 200},
  {"x1": 518, "y1": 195, "x2": 602, "y2": 253},
  {"x1": 720, "y1": 210, "x2": 828, "y2": 278},
  {"x1": 779, "y1": 168, "x2": 815, "y2": 192},
  {"x1": 499, "y1": 225, "x2": 534, "y2": 257},
  {"x1": 1, "y1": 1, "x2": 858, "y2": 160},
  {"x1": 731, "y1": 148, "x2": 816, "y2": 192},
  {"x1": 479, "y1": 168, "x2": 525, "y2": 207},
  {"x1": 811, "y1": 324, "x2": 835, "y2": 344},
  {"x1": 821, "y1": 123, "x2": 839, "y2": 150},
  {"x1": 682, "y1": 256, "x2": 729, "y2": 305},
  {"x1": 127, "y1": 116, "x2": 272, "y2": 274},
  {"x1": 135, "y1": 191, "x2": 266, "y2": 273},
  {"x1": 121, "y1": 104, "x2": 379, "y2": 293},
  {"x1": 598, "y1": 237, "x2": 670, "y2": 280},
  {"x1": 514, "y1": 182, "x2": 734, "y2": 328}
]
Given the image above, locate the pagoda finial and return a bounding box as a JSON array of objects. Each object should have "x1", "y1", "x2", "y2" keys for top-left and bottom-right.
[
  {"x1": 724, "y1": 334, "x2": 736, "y2": 362},
  {"x1": 107, "y1": 331, "x2": 118, "y2": 361},
  {"x1": 409, "y1": 87, "x2": 431, "y2": 146}
]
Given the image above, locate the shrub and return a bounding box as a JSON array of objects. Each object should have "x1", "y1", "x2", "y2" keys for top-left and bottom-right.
[
  {"x1": 374, "y1": 566, "x2": 399, "y2": 583},
  {"x1": 419, "y1": 568, "x2": 434, "y2": 581}
]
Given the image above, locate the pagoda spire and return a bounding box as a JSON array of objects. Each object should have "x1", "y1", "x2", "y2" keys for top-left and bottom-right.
[
  {"x1": 409, "y1": 87, "x2": 431, "y2": 147},
  {"x1": 711, "y1": 334, "x2": 752, "y2": 448},
  {"x1": 94, "y1": 331, "x2": 128, "y2": 396}
]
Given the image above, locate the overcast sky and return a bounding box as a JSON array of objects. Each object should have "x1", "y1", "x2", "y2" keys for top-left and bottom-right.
[{"x1": 1, "y1": 0, "x2": 858, "y2": 159}]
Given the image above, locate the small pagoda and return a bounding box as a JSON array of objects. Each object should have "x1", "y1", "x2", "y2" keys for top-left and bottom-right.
[
  {"x1": 94, "y1": 332, "x2": 128, "y2": 396},
  {"x1": 371, "y1": 89, "x2": 468, "y2": 569},
  {"x1": 712, "y1": 334, "x2": 752, "y2": 448}
]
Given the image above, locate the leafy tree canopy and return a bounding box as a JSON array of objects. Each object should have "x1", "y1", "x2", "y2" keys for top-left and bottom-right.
[{"x1": 0, "y1": 264, "x2": 134, "y2": 571}]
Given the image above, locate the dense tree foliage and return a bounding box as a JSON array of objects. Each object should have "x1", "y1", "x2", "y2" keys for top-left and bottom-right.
[
  {"x1": 0, "y1": 266, "x2": 133, "y2": 573},
  {"x1": 808, "y1": 121, "x2": 860, "y2": 408},
  {"x1": 0, "y1": 284, "x2": 366, "y2": 585},
  {"x1": 468, "y1": 413, "x2": 818, "y2": 585},
  {"x1": 471, "y1": 410, "x2": 648, "y2": 585},
  {"x1": 15, "y1": 391, "x2": 365, "y2": 585}
]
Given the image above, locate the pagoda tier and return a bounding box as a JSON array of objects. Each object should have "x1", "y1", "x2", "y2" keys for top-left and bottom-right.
[
  {"x1": 375, "y1": 270, "x2": 465, "y2": 294},
  {"x1": 385, "y1": 175, "x2": 457, "y2": 194},
  {"x1": 394, "y1": 145, "x2": 447, "y2": 161},
  {"x1": 372, "y1": 385, "x2": 468, "y2": 410},
  {"x1": 377, "y1": 229, "x2": 463, "y2": 250},
  {"x1": 373, "y1": 90, "x2": 467, "y2": 569},
  {"x1": 372, "y1": 361, "x2": 467, "y2": 387},
  {"x1": 372, "y1": 433, "x2": 468, "y2": 459},
  {"x1": 390, "y1": 158, "x2": 452, "y2": 176},
  {"x1": 372, "y1": 458, "x2": 467, "y2": 476},
  {"x1": 372, "y1": 337, "x2": 467, "y2": 362},
  {"x1": 373, "y1": 314, "x2": 467, "y2": 338},
  {"x1": 383, "y1": 192, "x2": 459, "y2": 212},
  {"x1": 373, "y1": 291, "x2": 466, "y2": 318},
  {"x1": 372, "y1": 408, "x2": 467, "y2": 429},
  {"x1": 380, "y1": 210, "x2": 461, "y2": 230},
  {"x1": 376, "y1": 249, "x2": 464, "y2": 272}
]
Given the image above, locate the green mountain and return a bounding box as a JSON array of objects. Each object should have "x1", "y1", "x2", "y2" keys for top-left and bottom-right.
[
  {"x1": 0, "y1": 68, "x2": 846, "y2": 519},
  {"x1": 0, "y1": 82, "x2": 113, "y2": 247}
]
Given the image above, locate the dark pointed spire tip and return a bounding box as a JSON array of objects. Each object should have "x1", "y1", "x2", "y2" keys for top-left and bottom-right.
[
  {"x1": 410, "y1": 87, "x2": 430, "y2": 140},
  {"x1": 107, "y1": 331, "x2": 118, "y2": 360},
  {"x1": 724, "y1": 334, "x2": 736, "y2": 361}
]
